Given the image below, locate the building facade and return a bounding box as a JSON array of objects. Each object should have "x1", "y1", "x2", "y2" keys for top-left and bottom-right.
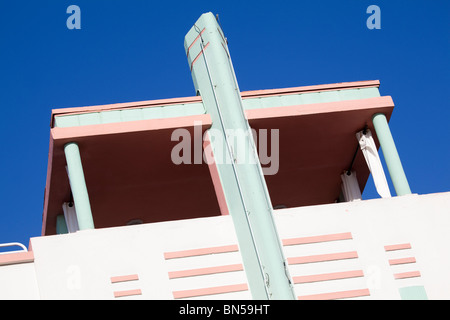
[{"x1": 1, "y1": 12, "x2": 449, "y2": 300}]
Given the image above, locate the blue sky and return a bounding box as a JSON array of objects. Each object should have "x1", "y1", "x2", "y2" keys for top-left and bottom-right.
[{"x1": 0, "y1": 1, "x2": 449, "y2": 248}]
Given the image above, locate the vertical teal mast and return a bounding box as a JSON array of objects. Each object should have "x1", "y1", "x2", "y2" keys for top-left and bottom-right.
[
  {"x1": 185, "y1": 12, "x2": 295, "y2": 299},
  {"x1": 372, "y1": 113, "x2": 412, "y2": 196},
  {"x1": 64, "y1": 142, "x2": 95, "y2": 230}
]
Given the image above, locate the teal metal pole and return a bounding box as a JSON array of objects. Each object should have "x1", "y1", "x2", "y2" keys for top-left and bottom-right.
[
  {"x1": 64, "y1": 142, "x2": 95, "y2": 230},
  {"x1": 56, "y1": 215, "x2": 68, "y2": 234},
  {"x1": 185, "y1": 13, "x2": 295, "y2": 300},
  {"x1": 372, "y1": 113, "x2": 412, "y2": 196}
]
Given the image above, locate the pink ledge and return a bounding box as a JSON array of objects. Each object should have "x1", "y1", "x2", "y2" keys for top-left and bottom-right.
[
  {"x1": 384, "y1": 243, "x2": 412, "y2": 251},
  {"x1": 113, "y1": 289, "x2": 142, "y2": 298},
  {"x1": 298, "y1": 288, "x2": 370, "y2": 300},
  {"x1": 287, "y1": 251, "x2": 358, "y2": 265},
  {"x1": 110, "y1": 274, "x2": 139, "y2": 283},
  {"x1": 173, "y1": 283, "x2": 248, "y2": 299},
  {"x1": 168, "y1": 264, "x2": 243, "y2": 279},
  {"x1": 293, "y1": 270, "x2": 364, "y2": 284},
  {"x1": 283, "y1": 232, "x2": 352, "y2": 246},
  {"x1": 389, "y1": 257, "x2": 416, "y2": 265},
  {"x1": 0, "y1": 251, "x2": 34, "y2": 266},
  {"x1": 164, "y1": 244, "x2": 239, "y2": 260},
  {"x1": 394, "y1": 271, "x2": 421, "y2": 280}
]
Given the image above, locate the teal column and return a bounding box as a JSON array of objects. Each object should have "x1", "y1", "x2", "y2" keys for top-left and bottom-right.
[
  {"x1": 56, "y1": 215, "x2": 68, "y2": 234},
  {"x1": 185, "y1": 13, "x2": 295, "y2": 299},
  {"x1": 64, "y1": 142, "x2": 95, "y2": 230},
  {"x1": 372, "y1": 113, "x2": 412, "y2": 196}
]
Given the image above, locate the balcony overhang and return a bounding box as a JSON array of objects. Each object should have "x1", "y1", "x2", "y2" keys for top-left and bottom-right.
[
  {"x1": 248, "y1": 95, "x2": 394, "y2": 208},
  {"x1": 42, "y1": 80, "x2": 394, "y2": 236},
  {"x1": 43, "y1": 115, "x2": 216, "y2": 236}
]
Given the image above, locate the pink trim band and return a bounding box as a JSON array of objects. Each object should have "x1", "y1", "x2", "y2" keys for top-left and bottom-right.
[
  {"x1": 394, "y1": 271, "x2": 421, "y2": 280},
  {"x1": 114, "y1": 289, "x2": 142, "y2": 298},
  {"x1": 389, "y1": 257, "x2": 416, "y2": 265},
  {"x1": 190, "y1": 42, "x2": 210, "y2": 71},
  {"x1": 50, "y1": 80, "x2": 380, "y2": 125},
  {"x1": 169, "y1": 264, "x2": 243, "y2": 279},
  {"x1": 173, "y1": 283, "x2": 248, "y2": 299},
  {"x1": 0, "y1": 251, "x2": 34, "y2": 266},
  {"x1": 298, "y1": 288, "x2": 370, "y2": 300},
  {"x1": 110, "y1": 274, "x2": 139, "y2": 283},
  {"x1": 164, "y1": 244, "x2": 239, "y2": 260},
  {"x1": 283, "y1": 232, "x2": 352, "y2": 246},
  {"x1": 384, "y1": 243, "x2": 412, "y2": 251},
  {"x1": 186, "y1": 28, "x2": 206, "y2": 56},
  {"x1": 287, "y1": 251, "x2": 358, "y2": 265},
  {"x1": 245, "y1": 96, "x2": 394, "y2": 121},
  {"x1": 51, "y1": 114, "x2": 212, "y2": 141},
  {"x1": 293, "y1": 270, "x2": 364, "y2": 284}
]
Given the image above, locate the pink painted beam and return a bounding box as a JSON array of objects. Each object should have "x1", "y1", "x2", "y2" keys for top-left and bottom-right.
[
  {"x1": 168, "y1": 264, "x2": 243, "y2": 279},
  {"x1": 283, "y1": 232, "x2": 352, "y2": 246},
  {"x1": 287, "y1": 251, "x2": 358, "y2": 265},
  {"x1": 389, "y1": 257, "x2": 416, "y2": 265},
  {"x1": 110, "y1": 274, "x2": 139, "y2": 283},
  {"x1": 113, "y1": 289, "x2": 142, "y2": 298},
  {"x1": 293, "y1": 270, "x2": 364, "y2": 284},
  {"x1": 384, "y1": 243, "x2": 412, "y2": 251},
  {"x1": 394, "y1": 271, "x2": 421, "y2": 280},
  {"x1": 0, "y1": 251, "x2": 34, "y2": 266},
  {"x1": 298, "y1": 288, "x2": 370, "y2": 300},
  {"x1": 164, "y1": 244, "x2": 239, "y2": 260},
  {"x1": 173, "y1": 283, "x2": 248, "y2": 299}
]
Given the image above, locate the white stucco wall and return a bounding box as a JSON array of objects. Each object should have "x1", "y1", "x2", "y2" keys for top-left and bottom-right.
[
  {"x1": 275, "y1": 192, "x2": 450, "y2": 300},
  {"x1": 1, "y1": 192, "x2": 449, "y2": 300},
  {"x1": 0, "y1": 261, "x2": 40, "y2": 299}
]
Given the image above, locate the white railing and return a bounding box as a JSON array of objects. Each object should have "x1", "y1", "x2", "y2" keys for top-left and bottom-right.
[{"x1": 0, "y1": 242, "x2": 28, "y2": 255}]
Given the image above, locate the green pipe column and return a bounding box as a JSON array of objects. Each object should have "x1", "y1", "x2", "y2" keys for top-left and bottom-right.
[
  {"x1": 64, "y1": 142, "x2": 95, "y2": 230},
  {"x1": 372, "y1": 113, "x2": 412, "y2": 196},
  {"x1": 56, "y1": 215, "x2": 68, "y2": 234},
  {"x1": 185, "y1": 13, "x2": 295, "y2": 299}
]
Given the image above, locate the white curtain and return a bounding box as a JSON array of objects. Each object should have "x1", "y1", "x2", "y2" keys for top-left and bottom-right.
[
  {"x1": 62, "y1": 202, "x2": 80, "y2": 233},
  {"x1": 341, "y1": 170, "x2": 362, "y2": 201},
  {"x1": 356, "y1": 129, "x2": 391, "y2": 198}
]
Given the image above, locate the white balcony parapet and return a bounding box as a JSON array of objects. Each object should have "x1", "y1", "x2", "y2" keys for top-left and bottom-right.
[{"x1": 0, "y1": 192, "x2": 449, "y2": 300}]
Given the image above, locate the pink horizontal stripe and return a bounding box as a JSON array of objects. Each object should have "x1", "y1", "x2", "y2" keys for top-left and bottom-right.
[
  {"x1": 293, "y1": 270, "x2": 364, "y2": 284},
  {"x1": 389, "y1": 257, "x2": 416, "y2": 265},
  {"x1": 298, "y1": 288, "x2": 370, "y2": 300},
  {"x1": 110, "y1": 274, "x2": 139, "y2": 283},
  {"x1": 168, "y1": 264, "x2": 243, "y2": 279},
  {"x1": 164, "y1": 244, "x2": 239, "y2": 260},
  {"x1": 287, "y1": 251, "x2": 358, "y2": 265},
  {"x1": 384, "y1": 243, "x2": 412, "y2": 251},
  {"x1": 0, "y1": 251, "x2": 34, "y2": 266},
  {"x1": 394, "y1": 271, "x2": 421, "y2": 280},
  {"x1": 190, "y1": 42, "x2": 210, "y2": 71},
  {"x1": 186, "y1": 28, "x2": 205, "y2": 56},
  {"x1": 114, "y1": 289, "x2": 142, "y2": 298},
  {"x1": 283, "y1": 232, "x2": 352, "y2": 246},
  {"x1": 52, "y1": 114, "x2": 212, "y2": 141},
  {"x1": 173, "y1": 283, "x2": 248, "y2": 299}
]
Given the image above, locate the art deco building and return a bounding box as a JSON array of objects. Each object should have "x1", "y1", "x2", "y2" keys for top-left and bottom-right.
[{"x1": 1, "y1": 12, "x2": 449, "y2": 300}]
